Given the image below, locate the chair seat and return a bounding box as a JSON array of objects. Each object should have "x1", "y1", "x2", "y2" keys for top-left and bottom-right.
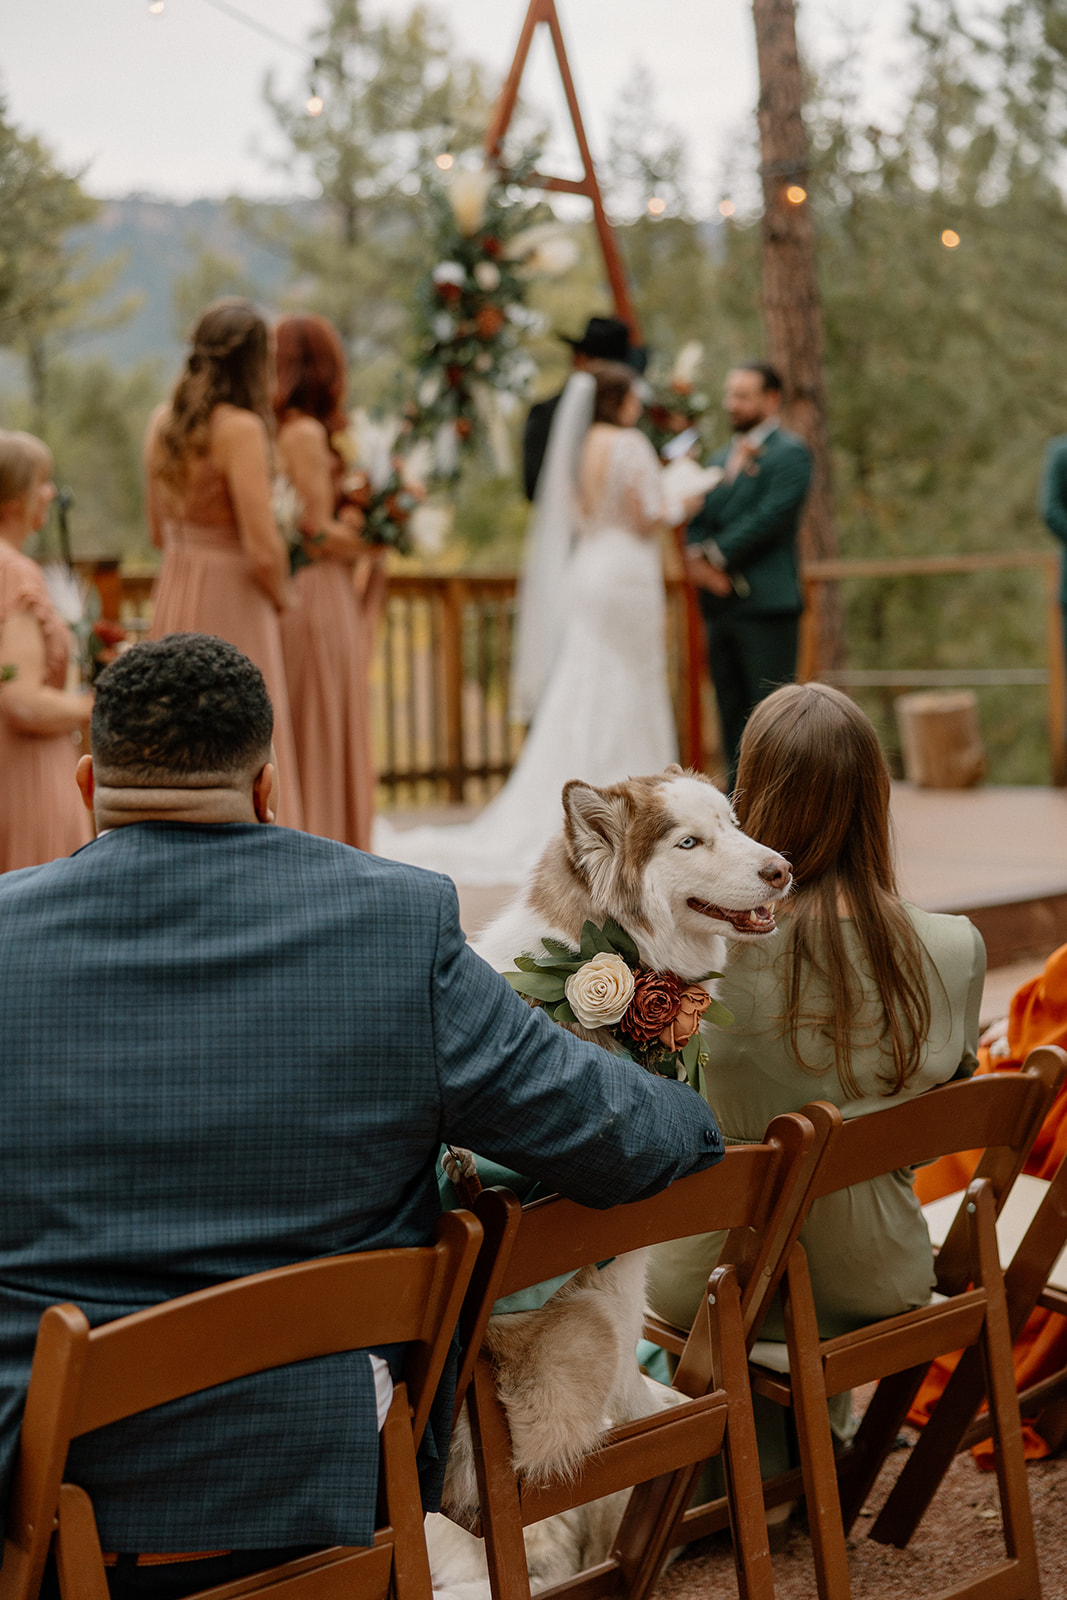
[
  {"x1": 922, "y1": 1175, "x2": 1067, "y2": 1291},
  {"x1": 749, "y1": 1291, "x2": 950, "y2": 1378}
]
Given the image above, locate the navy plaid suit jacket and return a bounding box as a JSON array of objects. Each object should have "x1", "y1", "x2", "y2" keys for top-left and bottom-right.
[{"x1": 0, "y1": 822, "x2": 723, "y2": 1553}]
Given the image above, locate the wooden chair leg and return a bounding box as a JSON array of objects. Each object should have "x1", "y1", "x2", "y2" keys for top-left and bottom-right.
[
  {"x1": 779, "y1": 1258, "x2": 852, "y2": 1600},
  {"x1": 612, "y1": 1462, "x2": 705, "y2": 1600},
  {"x1": 870, "y1": 1346, "x2": 987, "y2": 1548},
  {"x1": 468, "y1": 1357, "x2": 533, "y2": 1600},
  {"x1": 54, "y1": 1485, "x2": 109, "y2": 1600},
  {"x1": 979, "y1": 1228, "x2": 1041, "y2": 1594},
  {"x1": 711, "y1": 1270, "x2": 775, "y2": 1600},
  {"x1": 836, "y1": 1362, "x2": 929, "y2": 1536},
  {"x1": 379, "y1": 1389, "x2": 434, "y2": 1600}
]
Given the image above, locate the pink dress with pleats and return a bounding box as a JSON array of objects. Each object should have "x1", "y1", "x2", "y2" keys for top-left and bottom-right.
[
  {"x1": 0, "y1": 543, "x2": 92, "y2": 872},
  {"x1": 280, "y1": 556, "x2": 376, "y2": 849},
  {"x1": 148, "y1": 453, "x2": 304, "y2": 829}
]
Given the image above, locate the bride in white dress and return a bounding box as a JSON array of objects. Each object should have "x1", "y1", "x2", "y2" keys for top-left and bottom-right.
[{"x1": 372, "y1": 361, "x2": 689, "y2": 887}]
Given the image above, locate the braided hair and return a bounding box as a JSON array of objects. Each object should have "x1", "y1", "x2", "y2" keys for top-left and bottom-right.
[{"x1": 154, "y1": 299, "x2": 272, "y2": 489}]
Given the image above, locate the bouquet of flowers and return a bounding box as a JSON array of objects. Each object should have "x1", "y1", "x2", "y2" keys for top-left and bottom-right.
[
  {"x1": 42, "y1": 563, "x2": 130, "y2": 684},
  {"x1": 276, "y1": 419, "x2": 430, "y2": 572},
  {"x1": 332, "y1": 417, "x2": 427, "y2": 556},
  {"x1": 504, "y1": 917, "x2": 732, "y2": 1084},
  {"x1": 643, "y1": 342, "x2": 711, "y2": 459}
]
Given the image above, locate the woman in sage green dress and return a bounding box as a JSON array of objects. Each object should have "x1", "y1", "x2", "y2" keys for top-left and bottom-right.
[{"x1": 646, "y1": 682, "x2": 985, "y2": 1472}]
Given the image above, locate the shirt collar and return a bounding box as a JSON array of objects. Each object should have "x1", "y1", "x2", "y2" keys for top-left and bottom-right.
[{"x1": 735, "y1": 416, "x2": 779, "y2": 448}]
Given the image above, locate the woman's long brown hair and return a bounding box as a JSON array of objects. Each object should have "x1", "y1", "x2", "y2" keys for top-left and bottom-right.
[
  {"x1": 154, "y1": 298, "x2": 272, "y2": 490},
  {"x1": 733, "y1": 682, "x2": 932, "y2": 1097},
  {"x1": 273, "y1": 314, "x2": 348, "y2": 436}
]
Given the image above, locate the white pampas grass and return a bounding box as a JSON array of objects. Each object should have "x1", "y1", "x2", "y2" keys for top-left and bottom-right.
[
  {"x1": 447, "y1": 168, "x2": 494, "y2": 237},
  {"x1": 504, "y1": 222, "x2": 580, "y2": 278},
  {"x1": 670, "y1": 341, "x2": 704, "y2": 390},
  {"x1": 42, "y1": 562, "x2": 90, "y2": 628}
]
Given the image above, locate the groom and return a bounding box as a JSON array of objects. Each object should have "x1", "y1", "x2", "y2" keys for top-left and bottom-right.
[
  {"x1": 0, "y1": 634, "x2": 724, "y2": 1594},
  {"x1": 685, "y1": 363, "x2": 812, "y2": 788}
]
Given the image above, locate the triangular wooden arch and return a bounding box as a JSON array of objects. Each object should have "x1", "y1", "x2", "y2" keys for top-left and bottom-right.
[{"x1": 484, "y1": 0, "x2": 641, "y2": 343}]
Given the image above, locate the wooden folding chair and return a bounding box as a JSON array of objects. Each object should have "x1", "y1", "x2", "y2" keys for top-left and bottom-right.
[
  {"x1": 449, "y1": 1107, "x2": 835, "y2": 1600},
  {"x1": 872, "y1": 1110, "x2": 1067, "y2": 1548},
  {"x1": 736, "y1": 1045, "x2": 1067, "y2": 1600},
  {"x1": 0, "y1": 1210, "x2": 482, "y2": 1600}
]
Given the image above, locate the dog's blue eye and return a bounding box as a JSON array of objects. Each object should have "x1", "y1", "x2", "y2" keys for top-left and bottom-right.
[{"x1": 677, "y1": 836, "x2": 698, "y2": 849}]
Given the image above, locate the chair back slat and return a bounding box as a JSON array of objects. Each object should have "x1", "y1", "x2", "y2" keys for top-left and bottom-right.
[
  {"x1": 71, "y1": 1212, "x2": 481, "y2": 1438},
  {"x1": 807, "y1": 1047, "x2": 1067, "y2": 1204},
  {"x1": 0, "y1": 1212, "x2": 482, "y2": 1600},
  {"x1": 489, "y1": 1110, "x2": 822, "y2": 1303}
]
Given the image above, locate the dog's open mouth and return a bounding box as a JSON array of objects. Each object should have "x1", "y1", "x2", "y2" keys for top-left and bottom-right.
[{"x1": 687, "y1": 899, "x2": 777, "y2": 935}]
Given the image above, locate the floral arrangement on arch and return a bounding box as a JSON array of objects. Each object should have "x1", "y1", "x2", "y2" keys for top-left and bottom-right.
[
  {"x1": 504, "y1": 917, "x2": 732, "y2": 1084},
  {"x1": 643, "y1": 341, "x2": 711, "y2": 458},
  {"x1": 408, "y1": 154, "x2": 577, "y2": 484}
]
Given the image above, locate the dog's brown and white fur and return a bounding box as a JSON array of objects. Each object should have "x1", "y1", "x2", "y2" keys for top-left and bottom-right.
[{"x1": 429, "y1": 767, "x2": 790, "y2": 1596}]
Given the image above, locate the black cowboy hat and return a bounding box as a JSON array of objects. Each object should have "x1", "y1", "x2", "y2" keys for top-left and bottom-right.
[{"x1": 560, "y1": 315, "x2": 643, "y2": 367}]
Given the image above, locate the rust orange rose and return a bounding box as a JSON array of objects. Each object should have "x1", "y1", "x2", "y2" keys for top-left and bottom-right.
[
  {"x1": 621, "y1": 968, "x2": 683, "y2": 1043},
  {"x1": 475, "y1": 305, "x2": 506, "y2": 339},
  {"x1": 658, "y1": 984, "x2": 713, "y2": 1051}
]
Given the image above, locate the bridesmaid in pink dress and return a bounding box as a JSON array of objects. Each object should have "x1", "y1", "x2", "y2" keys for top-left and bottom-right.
[
  {"x1": 0, "y1": 430, "x2": 93, "y2": 872},
  {"x1": 145, "y1": 299, "x2": 304, "y2": 828},
  {"x1": 274, "y1": 314, "x2": 381, "y2": 849}
]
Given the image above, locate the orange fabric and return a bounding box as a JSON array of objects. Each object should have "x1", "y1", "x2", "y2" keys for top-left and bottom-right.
[
  {"x1": 102, "y1": 1551, "x2": 229, "y2": 1566},
  {"x1": 909, "y1": 944, "x2": 1067, "y2": 1460}
]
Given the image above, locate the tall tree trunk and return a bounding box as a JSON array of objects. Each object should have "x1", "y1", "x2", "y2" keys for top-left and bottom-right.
[{"x1": 751, "y1": 0, "x2": 844, "y2": 673}]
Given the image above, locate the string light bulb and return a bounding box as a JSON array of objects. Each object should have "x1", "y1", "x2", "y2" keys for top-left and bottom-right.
[
  {"x1": 647, "y1": 196, "x2": 666, "y2": 216},
  {"x1": 148, "y1": 1, "x2": 165, "y2": 13},
  {"x1": 941, "y1": 229, "x2": 960, "y2": 249},
  {"x1": 435, "y1": 152, "x2": 455, "y2": 171},
  {"x1": 718, "y1": 199, "x2": 735, "y2": 218},
  {"x1": 305, "y1": 92, "x2": 324, "y2": 116},
  {"x1": 786, "y1": 184, "x2": 807, "y2": 205}
]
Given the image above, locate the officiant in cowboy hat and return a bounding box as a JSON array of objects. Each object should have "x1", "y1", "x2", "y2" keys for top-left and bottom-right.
[{"x1": 522, "y1": 315, "x2": 644, "y2": 500}]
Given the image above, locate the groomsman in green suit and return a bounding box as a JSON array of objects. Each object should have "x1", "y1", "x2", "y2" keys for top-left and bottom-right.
[{"x1": 685, "y1": 363, "x2": 812, "y2": 788}]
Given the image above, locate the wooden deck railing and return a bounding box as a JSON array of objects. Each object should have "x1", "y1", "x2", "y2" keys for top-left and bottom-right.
[
  {"x1": 798, "y1": 549, "x2": 1066, "y2": 784},
  {"x1": 91, "y1": 566, "x2": 701, "y2": 804},
  {"x1": 89, "y1": 546, "x2": 1066, "y2": 799}
]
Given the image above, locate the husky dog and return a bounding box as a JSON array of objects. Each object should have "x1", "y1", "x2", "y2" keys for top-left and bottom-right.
[{"x1": 430, "y1": 767, "x2": 790, "y2": 1595}]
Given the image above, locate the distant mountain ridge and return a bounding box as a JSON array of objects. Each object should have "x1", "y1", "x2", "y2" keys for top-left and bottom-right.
[{"x1": 71, "y1": 194, "x2": 308, "y2": 374}]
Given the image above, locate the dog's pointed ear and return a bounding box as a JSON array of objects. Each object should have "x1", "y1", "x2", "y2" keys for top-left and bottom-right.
[
  {"x1": 562, "y1": 780, "x2": 631, "y2": 898},
  {"x1": 663, "y1": 763, "x2": 684, "y2": 777}
]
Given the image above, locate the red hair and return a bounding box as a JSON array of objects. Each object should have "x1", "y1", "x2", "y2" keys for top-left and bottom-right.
[{"x1": 273, "y1": 315, "x2": 348, "y2": 435}]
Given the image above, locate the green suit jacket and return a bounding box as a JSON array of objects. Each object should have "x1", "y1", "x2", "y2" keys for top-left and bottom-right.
[
  {"x1": 687, "y1": 425, "x2": 812, "y2": 618},
  {"x1": 1040, "y1": 435, "x2": 1067, "y2": 605}
]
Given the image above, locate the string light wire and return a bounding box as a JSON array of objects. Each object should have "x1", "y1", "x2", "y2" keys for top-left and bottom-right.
[{"x1": 192, "y1": 0, "x2": 310, "y2": 59}]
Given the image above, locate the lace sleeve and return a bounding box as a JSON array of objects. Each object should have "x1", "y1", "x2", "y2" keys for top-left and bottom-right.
[{"x1": 616, "y1": 428, "x2": 671, "y2": 534}]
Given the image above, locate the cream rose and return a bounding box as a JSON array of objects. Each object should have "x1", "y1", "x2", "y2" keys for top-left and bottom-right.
[{"x1": 565, "y1": 953, "x2": 635, "y2": 1029}]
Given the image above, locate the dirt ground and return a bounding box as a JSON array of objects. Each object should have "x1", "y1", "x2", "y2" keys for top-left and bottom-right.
[{"x1": 656, "y1": 1426, "x2": 1066, "y2": 1599}]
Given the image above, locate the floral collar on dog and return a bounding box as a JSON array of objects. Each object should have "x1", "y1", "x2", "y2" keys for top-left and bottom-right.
[{"x1": 504, "y1": 918, "x2": 732, "y2": 1083}]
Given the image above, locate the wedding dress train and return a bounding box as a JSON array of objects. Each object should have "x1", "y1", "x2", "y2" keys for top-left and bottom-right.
[{"x1": 372, "y1": 418, "x2": 678, "y2": 888}]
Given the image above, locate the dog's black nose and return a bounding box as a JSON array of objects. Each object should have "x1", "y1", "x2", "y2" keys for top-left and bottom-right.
[{"x1": 759, "y1": 857, "x2": 791, "y2": 891}]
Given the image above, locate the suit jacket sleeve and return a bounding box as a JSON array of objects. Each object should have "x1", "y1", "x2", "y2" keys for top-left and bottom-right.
[
  {"x1": 689, "y1": 441, "x2": 812, "y2": 572},
  {"x1": 522, "y1": 395, "x2": 560, "y2": 502},
  {"x1": 1041, "y1": 440, "x2": 1067, "y2": 546},
  {"x1": 428, "y1": 880, "x2": 724, "y2": 1206}
]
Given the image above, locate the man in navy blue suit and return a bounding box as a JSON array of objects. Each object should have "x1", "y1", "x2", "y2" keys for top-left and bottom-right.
[{"x1": 0, "y1": 634, "x2": 724, "y2": 1597}]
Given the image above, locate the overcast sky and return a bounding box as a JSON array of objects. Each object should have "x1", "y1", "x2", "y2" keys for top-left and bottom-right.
[{"x1": 1, "y1": 0, "x2": 912, "y2": 213}]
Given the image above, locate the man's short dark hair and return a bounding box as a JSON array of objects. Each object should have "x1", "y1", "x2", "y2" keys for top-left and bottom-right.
[
  {"x1": 735, "y1": 361, "x2": 783, "y2": 395},
  {"x1": 91, "y1": 635, "x2": 273, "y2": 780}
]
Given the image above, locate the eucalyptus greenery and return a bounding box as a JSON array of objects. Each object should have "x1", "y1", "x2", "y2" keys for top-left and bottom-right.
[{"x1": 504, "y1": 917, "x2": 731, "y2": 1084}]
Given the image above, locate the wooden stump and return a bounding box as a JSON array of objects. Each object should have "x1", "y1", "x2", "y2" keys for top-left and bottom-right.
[{"x1": 895, "y1": 690, "x2": 987, "y2": 788}]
